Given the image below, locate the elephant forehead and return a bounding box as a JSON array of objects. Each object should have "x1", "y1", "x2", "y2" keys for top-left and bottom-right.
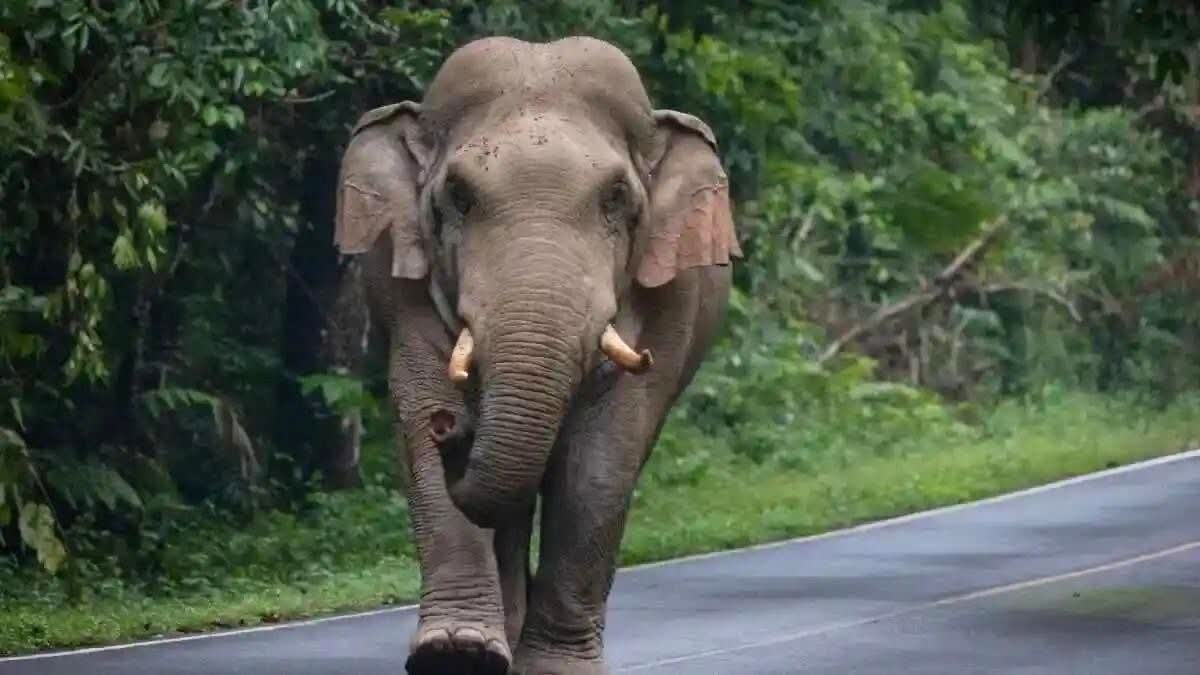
[
  {"x1": 460, "y1": 111, "x2": 607, "y2": 152},
  {"x1": 423, "y1": 37, "x2": 654, "y2": 141},
  {"x1": 440, "y1": 125, "x2": 633, "y2": 230},
  {"x1": 447, "y1": 112, "x2": 626, "y2": 183}
]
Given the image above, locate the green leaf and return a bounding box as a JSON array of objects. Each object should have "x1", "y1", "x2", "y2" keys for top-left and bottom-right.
[
  {"x1": 18, "y1": 502, "x2": 66, "y2": 574},
  {"x1": 137, "y1": 201, "x2": 168, "y2": 234},
  {"x1": 9, "y1": 398, "x2": 25, "y2": 432},
  {"x1": 137, "y1": 387, "x2": 217, "y2": 418},
  {"x1": 221, "y1": 106, "x2": 245, "y2": 129},
  {"x1": 0, "y1": 426, "x2": 25, "y2": 451},
  {"x1": 793, "y1": 257, "x2": 825, "y2": 283},
  {"x1": 202, "y1": 105, "x2": 221, "y2": 127},
  {"x1": 44, "y1": 459, "x2": 143, "y2": 512},
  {"x1": 147, "y1": 61, "x2": 169, "y2": 88},
  {"x1": 112, "y1": 232, "x2": 138, "y2": 269}
]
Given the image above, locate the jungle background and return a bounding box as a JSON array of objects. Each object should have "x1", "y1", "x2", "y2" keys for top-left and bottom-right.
[{"x1": 1, "y1": 0, "x2": 1199, "y2": 651}]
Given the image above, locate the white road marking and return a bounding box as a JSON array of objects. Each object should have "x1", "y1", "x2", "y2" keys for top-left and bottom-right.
[
  {"x1": 2, "y1": 446, "x2": 1197, "y2": 663},
  {"x1": 620, "y1": 539, "x2": 1200, "y2": 671}
]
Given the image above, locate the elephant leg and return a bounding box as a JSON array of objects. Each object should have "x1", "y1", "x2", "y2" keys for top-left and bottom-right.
[
  {"x1": 494, "y1": 502, "x2": 535, "y2": 651},
  {"x1": 383, "y1": 281, "x2": 511, "y2": 675},
  {"x1": 512, "y1": 270, "x2": 726, "y2": 675},
  {"x1": 402, "y1": 434, "x2": 512, "y2": 675},
  {"x1": 512, "y1": 395, "x2": 649, "y2": 675}
]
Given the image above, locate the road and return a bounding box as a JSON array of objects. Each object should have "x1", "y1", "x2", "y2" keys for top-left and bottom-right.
[{"x1": 3, "y1": 450, "x2": 1198, "y2": 674}]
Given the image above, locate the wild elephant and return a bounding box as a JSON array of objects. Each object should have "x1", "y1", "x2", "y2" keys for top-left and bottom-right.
[{"x1": 333, "y1": 36, "x2": 740, "y2": 675}]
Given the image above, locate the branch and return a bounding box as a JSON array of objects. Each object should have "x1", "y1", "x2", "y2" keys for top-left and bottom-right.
[
  {"x1": 817, "y1": 289, "x2": 940, "y2": 365},
  {"x1": 978, "y1": 282, "x2": 1082, "y2": 323},
  {"x1": 1135, "y1": 95, "x2": 1166, "y2": 120},
  {"x1": 1036, "y1": 51, "x2": 1078, "y2": 101},
  {"x1": 793, "y1": 202, "x2": 818, "y2": 245},
  {"x1": 818, "y1": 218, "x2": 1007, "y2": 365},
  {"x1": 280, "y1": 90, "x2": 337, "y2": 105},
  {"x1": 935, "y1": 218, "x2": 1006, "y2": 285}
]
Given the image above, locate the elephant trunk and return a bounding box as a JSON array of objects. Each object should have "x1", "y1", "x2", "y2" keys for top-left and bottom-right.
[{"x1": 446, "y1": 281, "x2": 585, "y2": 529}]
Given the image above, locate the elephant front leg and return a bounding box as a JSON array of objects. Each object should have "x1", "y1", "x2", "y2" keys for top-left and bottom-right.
[
  {"x1": 386, "y1": 276, "x2": 513, "y2": 667},
  {"x1": 402, "y1": 431, "x2": 512, "y2": 675},
  {"x1": 513, "y1": 395, "x2": 652, "y2": 675},
  {"x1": 388, "y1": 307, "x2": 511, "y2": 674}
]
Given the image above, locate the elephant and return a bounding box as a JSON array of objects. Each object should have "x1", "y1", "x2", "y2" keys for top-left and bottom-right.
[{"x1": 332, "y1": 36, "x2": 740, "y2": 675}]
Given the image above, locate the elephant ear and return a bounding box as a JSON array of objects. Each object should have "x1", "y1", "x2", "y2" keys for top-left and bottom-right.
[
  {"x1": 636, "y1": 110, "x2": 742, "y2": 288},
  {"x1": 336, "y1": 101, "x2": 430, "y2": 279}
]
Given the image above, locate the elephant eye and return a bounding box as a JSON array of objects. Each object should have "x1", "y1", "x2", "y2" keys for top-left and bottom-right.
[
  {"x1": 601, "y1": 180, "x2": 633, "y2": 227},
  {"x1": 445, "y1": 175, "x2": 475, "y2": 217}
]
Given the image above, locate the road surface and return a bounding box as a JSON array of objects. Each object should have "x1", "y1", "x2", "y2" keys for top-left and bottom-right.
[{"x1": 3, "y1": 450, "x2": 1198, "y2": 674}]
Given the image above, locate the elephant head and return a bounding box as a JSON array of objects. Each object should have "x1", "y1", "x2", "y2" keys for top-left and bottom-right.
[{"x1": 334, "y1": 37, "x2": 740, "y2": 527}]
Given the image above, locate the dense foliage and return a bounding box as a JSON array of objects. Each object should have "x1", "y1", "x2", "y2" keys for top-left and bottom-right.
[{"x1": 1, "y1": 0, "x2": 1197, "y2": 591}]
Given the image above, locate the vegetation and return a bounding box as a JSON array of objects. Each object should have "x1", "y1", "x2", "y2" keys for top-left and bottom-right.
[{"x1": 1, "y1": 0, "x2": 1198, "y2": 655}]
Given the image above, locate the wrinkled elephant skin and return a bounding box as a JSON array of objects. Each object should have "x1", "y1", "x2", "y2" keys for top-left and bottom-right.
[{"x1": 332, "y1": 36, "x2": 739, "y2": 675}]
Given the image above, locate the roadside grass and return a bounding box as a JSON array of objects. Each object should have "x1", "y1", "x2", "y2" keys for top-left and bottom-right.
[
  {"x1": 623, "y1": 391, "x2": 1200, "y2": 563},
  {"x1": 1, "y1": 390, "x2": 1197, "y2": 655}
]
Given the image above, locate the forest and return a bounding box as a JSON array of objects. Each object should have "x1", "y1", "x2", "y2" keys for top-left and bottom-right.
[{"x1": 1, "y1": 0, "x2": 1198, "y2": 652}]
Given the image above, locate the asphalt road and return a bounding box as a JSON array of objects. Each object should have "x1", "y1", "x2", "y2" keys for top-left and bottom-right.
[{"x1": 4, "y1": 450, "x2": 1199, "y2": 675}]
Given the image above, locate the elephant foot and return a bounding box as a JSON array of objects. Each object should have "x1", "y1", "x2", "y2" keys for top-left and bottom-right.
[
  {"x1": 406, "y1": 624, "x2": 511, "y2": 675},
  {"x1": 512, "y1": 648, "x2": 609, "y2": 675}
]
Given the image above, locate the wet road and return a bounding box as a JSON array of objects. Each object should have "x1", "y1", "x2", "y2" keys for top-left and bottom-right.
[{"x1": 4, "y1": 450, "x2": 1198, "y2": 674}]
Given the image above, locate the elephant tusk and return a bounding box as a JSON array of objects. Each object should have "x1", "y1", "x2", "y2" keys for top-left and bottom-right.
[
  {"x1": 600, "y1": 324, "x2": 653, "y2": 374},
  {"x1": 448, "y1": 328, "x2": 474, "y2": 384}
]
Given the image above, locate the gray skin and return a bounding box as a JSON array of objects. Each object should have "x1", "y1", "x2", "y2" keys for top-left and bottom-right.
[{"x1": 333, "y1": 37, "x2": 740, "y2": 675}]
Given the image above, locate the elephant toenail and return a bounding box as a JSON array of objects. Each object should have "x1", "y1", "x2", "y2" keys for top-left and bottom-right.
[
  {"x1": 485, "y1": 638, "x2": 513, "y2": 661},
  {"x1": 416, "y1": 627, "x2": 453, "y2": 651},
  {"x1": 452, "y1": 626, "x2": 485, "y2": 646}
]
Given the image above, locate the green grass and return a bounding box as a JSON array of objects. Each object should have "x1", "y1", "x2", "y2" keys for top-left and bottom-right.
[
  {"x1": 1, "y1": 391, "x2": 1197, "y2": 655},
  {"x1": 623, "y1": 392, "x2": 1200, "y2": 563}
]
